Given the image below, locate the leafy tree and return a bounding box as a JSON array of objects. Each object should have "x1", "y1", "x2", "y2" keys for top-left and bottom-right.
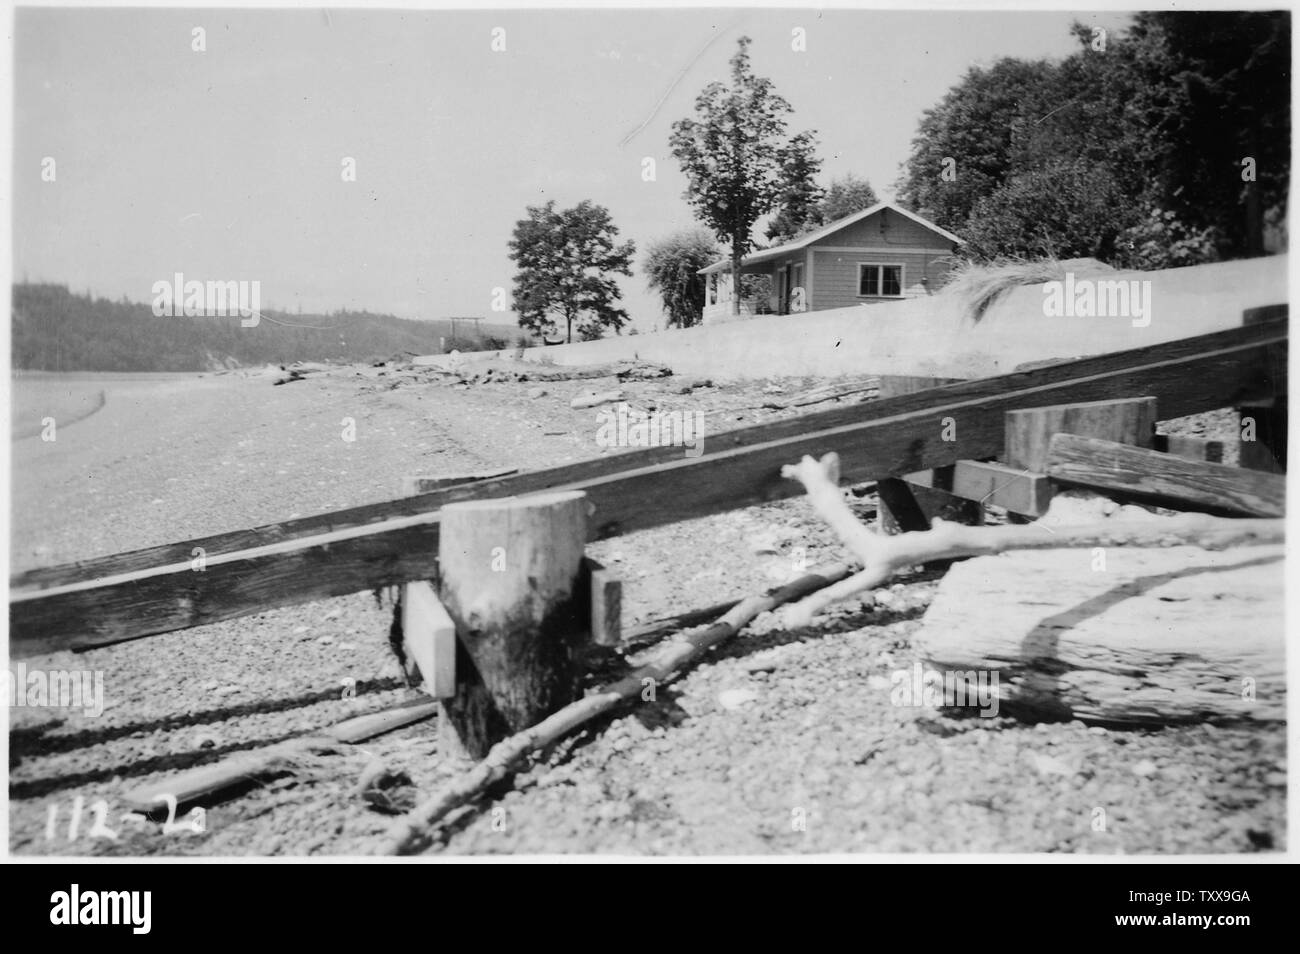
[
  {"x1": 764, "y1": 134, "x2": 824, "y2": 243},
  {"x1": 643, "y1": 229, "x2": 720, "y2": 328},
  {"x1": 670, "y1": 36, "x2": 820, "y2": 314},
  {"x1": 896, "y1": 57, "x2": 1056, "y2": 235},
  {"x1": 818, "y1": 174, "x2": 880, "y2": 224},
  {"x1": 896, "y1": 12, "x2": 1289, "y2": 268},
  {"x1": 507, "y1": 200, "x2": 636, "y2": 343},
  {"x1": 767, "y1": 172, "x2": 879, "y2": 244}
]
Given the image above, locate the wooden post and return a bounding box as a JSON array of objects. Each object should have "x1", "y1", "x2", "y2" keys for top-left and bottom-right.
[
  {"x1": 437, "y1": 491, "x2": 590, "y2": 759},
  {"x1": 878, "y1": 467, "x2": 984, "y2": 534}
]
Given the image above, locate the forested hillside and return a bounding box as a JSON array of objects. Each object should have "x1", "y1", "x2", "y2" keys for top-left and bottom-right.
[{"x1": 11, "y1": 283, "x2": 521, "y2": 372}]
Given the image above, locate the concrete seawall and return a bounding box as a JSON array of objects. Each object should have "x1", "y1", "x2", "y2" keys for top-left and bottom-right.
[{"x1": 503, "y1": 255, "x2": 1287, "y2": 382}]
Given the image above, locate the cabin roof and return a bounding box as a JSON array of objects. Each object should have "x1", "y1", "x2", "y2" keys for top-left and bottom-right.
[{"x1": 697, "y1": 201, "x2": 962, "y2": 275}]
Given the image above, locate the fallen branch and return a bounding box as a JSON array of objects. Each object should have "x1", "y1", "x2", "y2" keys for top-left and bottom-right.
[
  {"x1": 382, "y1": 562, "x2": 854, "y2": 855},
  {"x1": 779, "y1": 452, "x2": 1285, "y2": 626}
]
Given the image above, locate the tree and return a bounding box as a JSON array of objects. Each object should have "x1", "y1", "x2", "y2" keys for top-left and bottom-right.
[
  {"x1": 507, "y1": 200, "x2": 636, "y2": 343},
  {"x1": 764, "y1": 133, "x2": 824, "y2": 244},
  {"x1": 819, "y1": 174, "x2": 880, "y2": 224},
  {"x1": 895, "y1": 12, "x2": 1289, "y2": 268},
  {"x1": 670, "y1": 36, "x2": 820, "y2": 314},
  {"x1": 768, "y1": 172, "x2": 880, "y2": 244},
  {"x1": 643, "y1": 229, "x2": 719, "y2": 328}
]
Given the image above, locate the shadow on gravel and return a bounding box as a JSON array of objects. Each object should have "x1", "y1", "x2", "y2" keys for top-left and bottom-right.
[
  {"x1": 9, "y1": 678, "x2": 412, "y2": 800},
  {"x1": 10, "y1": 676, "x2": 407, "y2": 760}
]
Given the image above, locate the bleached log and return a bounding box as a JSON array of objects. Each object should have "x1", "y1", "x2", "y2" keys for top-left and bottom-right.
[
  {"x1": 779, "y1": 453, "x2": 1283, "y2": 626},
  {"x1": 912, "y1": 545, "x2": 1285, "y2": 725}
]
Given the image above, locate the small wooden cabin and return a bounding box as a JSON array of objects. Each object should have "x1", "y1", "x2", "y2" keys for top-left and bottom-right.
[{"x1": 698, "y1": 201, "x2": 963, "y2": 323}]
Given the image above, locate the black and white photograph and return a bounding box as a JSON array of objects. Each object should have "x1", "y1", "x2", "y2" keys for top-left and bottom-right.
[{"x1": 2, "y1": 0, "x2": 1293, "y2": 872}]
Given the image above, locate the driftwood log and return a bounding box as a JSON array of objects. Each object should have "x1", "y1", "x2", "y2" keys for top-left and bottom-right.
[
  {"x1": 911, "y1": 545, "x2": 1285, "y2": 725},
  {"x1": 782, "y1": 452, "x2": 1285, "y2": 725},
  {"x1": 778, "y1": 453, "x2": 1282, "y2": 626}
]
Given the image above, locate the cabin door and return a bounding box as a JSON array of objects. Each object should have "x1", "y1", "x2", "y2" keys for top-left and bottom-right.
[{"x1": 777, "y1": 266, "x2": 790, "y2": 314}]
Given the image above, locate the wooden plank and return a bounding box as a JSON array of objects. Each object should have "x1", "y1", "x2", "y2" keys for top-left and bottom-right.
[
  {"x1": 1005, "y1": 396, "x2": 1158, "y2": 472},
  {"x1": 1152, "y1": 434, "x2": 1225, "y2": 464},
  {"x1": 325, "y1": 699, "x2": 440, "y2": 743},
  {"x1": 950, "y1": 459, "x2": 1055, "y2": 517},
  {"x1": 123, "y1": 698, "x2": 440, "y2": 812},
  {"x1": 10, "y1": 321, "x2": 1287, "y2": 655},
  {"x1": 400, "y1": 581, "x2": 456, "y2": 699},
  {"x1": 582, "y1": 557, "x2": 622, "y2": 647},
  {"x1": 876, "y1": 375, "x2": 963, "y2": 398},
  {"x1": 1047, "y1": 434, "x2": 1286, "y2": 517},
  {"x1": 15, "y1": 320, "x2": 1283, "y2": 591},
  {"x1": 400, "y1": 468, "x2": 520, "y2": 495},
  {"x1": 913, "y1": 545, "x2": 1285, "y2": 725}
]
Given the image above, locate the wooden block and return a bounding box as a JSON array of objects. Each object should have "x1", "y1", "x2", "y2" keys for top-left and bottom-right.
[
  {"x1": 581, "y1": 557, "x2": 622, "y2": 647},
  {"x1": 912, "y1": 544, "x2": 1285, "y2": 725},
  {"x1": 950, "y1": 459, "x2": 1055, "y2": 517},
  {"x1": 1237, "y1": 401, "x2": 1287, "y2": 474},
  {"x1": 401, "y1": 468, "x2": 519, "y2": 495},
  {"x1": 1153, "y1": 434, "x2": 1225, "y2": 464},
  {"x1": 1005, "y1": 396, "x2": 1158, "y2": 472},
  {"x1": 1047, "y1": 433, "x2": 1285, "y2": 517},
  {"x1": 401, "y1": 580, "x2": 456, "y2": 699}
]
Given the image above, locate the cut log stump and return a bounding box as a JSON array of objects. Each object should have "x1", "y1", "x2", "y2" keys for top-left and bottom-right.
[
  {"x1": 911, "y1": 543, "x2": 1285, "y2": 726},
  {"x1": 437, "y1": 490, "x2": 590, "y2": 759}
]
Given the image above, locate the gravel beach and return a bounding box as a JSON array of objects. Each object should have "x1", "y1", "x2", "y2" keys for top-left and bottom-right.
[{"x1": 8, "y1": 364, "x2": 1286, "y2": 856}]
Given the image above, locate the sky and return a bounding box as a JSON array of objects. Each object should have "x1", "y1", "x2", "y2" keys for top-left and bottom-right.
[{"x1": 11, "y1": 6, "x2": 1131, "y2": 332}]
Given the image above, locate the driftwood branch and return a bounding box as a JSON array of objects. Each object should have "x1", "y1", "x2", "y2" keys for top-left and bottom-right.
[
  {"x1": 382, "y1": 562, "x2": 854, "y2": 855},
  {"x1": 780, "y1": 452, "x2": 1284, "y2": 626}
]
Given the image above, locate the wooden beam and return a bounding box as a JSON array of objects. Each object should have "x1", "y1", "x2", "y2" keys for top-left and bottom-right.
[
  {"x1": 1005, "y1": 396, "x2": 1158, "y2": 472},
  {"x1": 400, "y1": 468, "x2": 519, "y2": 495},
  {"x1": 15, "y1": 320, "x2": 1283, "y2": 591},
  {"x1": 400, "y1": 581, "x2": 456, "y2": 699},
  {"x1": 875, "y1": 375, "x2": 963, "y2": 399},
  {"x1": 949, "y1": 459, "x2": 1055, "y2": 517},
  {"x1": 9, "y1": 321, "x2": 1287, "y2": 655},
  {"x1": 1047, "y1": 434, "x2": 1286, "y2": 518}
]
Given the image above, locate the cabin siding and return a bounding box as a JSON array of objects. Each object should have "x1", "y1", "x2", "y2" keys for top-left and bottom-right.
[{"x1": 810, "y1": 248, "x2": 954, "y2": 310}]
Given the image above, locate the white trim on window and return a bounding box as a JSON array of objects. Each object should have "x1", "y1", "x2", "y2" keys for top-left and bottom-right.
[{"x1": 857, "y1": 263, "x2": 906, "y2": 298}]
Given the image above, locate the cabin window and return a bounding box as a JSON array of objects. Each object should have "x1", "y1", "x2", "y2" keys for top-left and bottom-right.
[{"x1": 858, "y1": 264, "x2": 903, "y2": 298}]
